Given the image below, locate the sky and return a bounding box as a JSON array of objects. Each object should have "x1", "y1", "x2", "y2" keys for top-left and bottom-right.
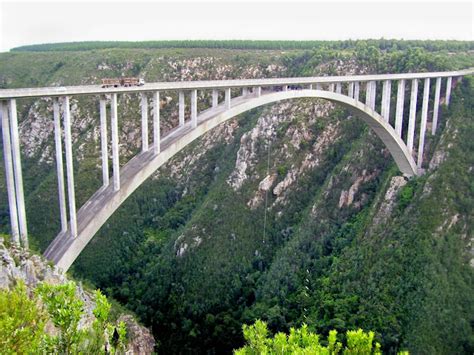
[{"x1": 0, "y1": 0, "x2": 472, "y2": 52}]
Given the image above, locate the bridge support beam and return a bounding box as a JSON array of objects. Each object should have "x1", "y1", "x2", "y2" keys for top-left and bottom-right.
[
  {"x1": 242, "y1": 87, "x2": 249, "y2": 96},
  {"x1": 140, "y1": 93, "x2": 149, "y2": 152},
  {"x1": 256, "y1": 87, "x2": 262, "y2": 97},
  {"x1": 179, "y1": 91, "x2": 185, "y2": 126},
  {"x1": 366, "y1": 81, "x2": 376, "y2": 110},
  {"x1": 212, "y1": 89, "x2": 218, "y2": 108},
  {"x1": 1, "y1": 101, "x2": 20, "y2": 244},
  {"x1": 9, "y1": 99, "x2": 28, "y2": 247},
  {"x1": 348, "y1": 82, "x2": 354, "y2": 98},
  {"x1": 417, "y1": 78, "x2": 430, "y2": 168},
  {"x1": 335, "y1": 83, "x2": 342, "y2": 94},
  {"x1": 191, "y1": 90, "x2": 197, "y2": 128},
  {"x1": 62, "y1": 96, "x2": 78, "y2": 237},
  {"x1": 316, "y1": 83, "x2": 322, "y2": 90},
  {"x1": 395, "y1": 79, "x2": 405, "y2": 137},
  {"x1": 153, "y1": 91, "x2": 160, "y2": 154},
  {"x1": 431, "y1": 77, "x2": 441, "y2": 134},
  {"x1": 381, "y1": 80, "x2": 391, "y2": 122},
  {"x1": 53, "y1": 98, "x2": 68, "y2": 234},
  {"x1": 308, "y1": 84, "x2": 313, "y2": 90},
  {"x1": 99, "y1": 97, "x2": 109, "y2": 187},
  {"x1": 354, "y1": 82, "x2": 360, "y2": 101},
  {"x1": 110, "y1": 93, "x2": 120, "y2": 191},
  {"x1": 445, "y1": 77, "x2": 452, "y2": 106},
  {"x1": 225, "y1": 88, "x2": 231, "y2": 109},
  {"x1": 329, "y1": 83, "x2": 335, "y2": 92},
  {"x1": 407, "y1": 79, "x2": 418, "y2": 154}
]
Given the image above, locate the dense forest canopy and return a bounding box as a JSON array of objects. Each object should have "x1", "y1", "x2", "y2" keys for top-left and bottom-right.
[{"x1": 10, "y1": 39, "x2": 474, "y2": 53}]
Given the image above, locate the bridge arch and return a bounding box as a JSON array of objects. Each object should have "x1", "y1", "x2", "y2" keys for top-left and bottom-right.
[{"x1": 44, "y1": 89, "x2": 417, "y2": 270}]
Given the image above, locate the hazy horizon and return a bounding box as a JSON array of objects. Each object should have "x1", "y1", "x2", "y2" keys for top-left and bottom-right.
[{"x1": 1, "y1": 1, "x2": 472, "y2": 53}]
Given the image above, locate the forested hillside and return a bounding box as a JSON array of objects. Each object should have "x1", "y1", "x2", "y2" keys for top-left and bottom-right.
[{"x1": 0, "y1": 41, "x2": 473, "y2": 353}]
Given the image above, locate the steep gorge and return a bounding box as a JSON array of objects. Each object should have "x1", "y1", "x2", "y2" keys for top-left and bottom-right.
[{"x1": 0, "y1": 43, "x2": 473, "y2": 353}]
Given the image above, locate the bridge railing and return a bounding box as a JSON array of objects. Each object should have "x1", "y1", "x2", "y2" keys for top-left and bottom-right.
[{"x1": 1, "y1": 69, "x2": 472, "y2": 250}]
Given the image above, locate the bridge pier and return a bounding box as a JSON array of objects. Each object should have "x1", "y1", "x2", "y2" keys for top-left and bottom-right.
[
  {"x1": 365, "y1": 81, "x2": 376, "y2": 110},
  {"x1": 1, "y1": 101, "x2": 20, "y2": 245},
  {"x1": 179, "y1": 91, "x2": 185, "y2": 126},
  {"x1": 348, "y1": 82, "x2": 354, "y2": 98},
  {"x1": 99, "y1": 97, "x2": 109, "y2": 187},
  {"x1": 407, "y1": 79, "x2": 419, "y2": 154},
  {"x1": 53, "y1": 98, "x2": 68, "y2": 234},
  {"x1": 395, "y1": 79, "x2": 405, "y2": 137},
  {"x1": 62, "y1": 96, "x2": 78, "y2": 237},
  {"x1": 417, "y1": 78, "x2": 430, "y2": 168},
  {"x1": 445, "y1": 77, "x2": 452, "y2": 105},
  {"x1": 8, "y1": 99, "x2": 28, "y2": 247},
  {"x1": 212, "y1": 89, "x2": 218, "y2": 108},
  {"x1": 153, "y1": 91, "x2": 160, "y2": 153},
  {"x1": 432, "y1": 77, "x2": 441, "y2": 134},
  {"x1": 225, "y1": 88, "x2": 231, "y2": 109},
  {"x1": 140, "y1": 93, "x2": 149, "y2": 152},
  {"x1": 354, "y1": 82, "x2": 360, "y2": 101},
  {"x1": 191, "y1": 89, "x2": 197, "y2": 128},
  {"x1": 381, "y1": 80, "x2": 391, "y2": 122}
]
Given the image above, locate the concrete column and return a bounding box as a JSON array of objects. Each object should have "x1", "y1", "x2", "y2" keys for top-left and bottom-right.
[
  {"x1": 407, "y1": 79, "x2": 418, "y2": 154},
  {"x1": 62, "y1": 96, "x2": 77, "y2": 237},
  {"x1": 9, "y1": 99, "x2": 27, "y2": 247},
  {"x1": 140, "y1": 93, "x2": 149, "y2": 152},
  {"x1": 431, "y1": 77, "x2": 442, "y2": 135},
  {"x1": 354, "y1": 82, "x2": 360, "y2": 101},
  {"x1": 99, "y1": 97, "x2": 109, "y2": 186},
  {"x1": 445, "y1": 76, "x2": 452, "y2": 106},
  {"x1": 348, "y1": 82, "x2": 354, "y2": 98},
  {"x1": 242, "y1": 87, "x2": 248, "y2": 96},
  {"x1": 282, "y1": 85, "x2": 288, "y2": 92},
  {"x1": 308, "y1": 84, "x2": 313, "y2": 90},
  {"x1": 365, "y1": 81, "x2": 372, "y2": 107},
  {"x1": 335, "y1": 82, "x2": 342, "y2": 94},
  {"x1": 329, "y1": 83, "x2": 335, "y2": 92},
  {"x1": 370, "y1": 81, "x2": 377, "y2": 110},
  {"x1": 110, "y1": 93, "x2": 120, "y2": 191},
  {"x1": 153, "y1": 91, "x2": 160, "y2": 154},
  {"x1": 225, "y1": 88, "x2": 231, "y2": 109},
  {"x1": 256, "y1": 87, "x2": 262, "y2": 97},
  {"x1": 179, "y1": 91, "x2": 185, "y2": 126},
  {"x1": 417, "y1": 78, "x2": 430, "y2": 168},
  {"x1": 53, "y1": 98, "x2": 68, "y2": 234},
  {"x1": 315, "y1": 83, "x2": 322, "y2": 90},
  {"x1": 1, "y1": 101, "x2": 19, "y2": 244},
  {"x1": 381, "y1": 80, "x2": 391, "y2": 122},
  {"x1": 191, "y1": 89, "x2": 197, "y2": 128},
  {"x1": 395, "y1": 79, "x2": 405, "y2": 137},
  {"x1": 212, "y1": 89, "x2": 218, "y2": 108}
]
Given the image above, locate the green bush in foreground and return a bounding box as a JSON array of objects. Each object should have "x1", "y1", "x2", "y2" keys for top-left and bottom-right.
[
  {"x1": 234, "y1": 320, "x2": 409, "y2": 354},
  {"x1": 0, "y1": 280, "x2": 127, "y2": 354}
]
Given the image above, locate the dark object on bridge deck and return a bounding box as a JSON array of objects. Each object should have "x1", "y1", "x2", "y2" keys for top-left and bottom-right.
[{"x1": 101, "y1": 77, "x2": 145, "y2": 88}]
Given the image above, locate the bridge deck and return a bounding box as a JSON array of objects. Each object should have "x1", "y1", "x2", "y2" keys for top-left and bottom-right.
[{"x1": 1, "y1": 69, "x2": 473, "y2": 99}]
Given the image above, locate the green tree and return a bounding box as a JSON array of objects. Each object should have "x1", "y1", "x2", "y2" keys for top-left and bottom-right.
[
  {"x1": 36, "y1": 281, "x2": 86, "y2": 353},
  {"x1": 234, "y1": 320, "x2": 389, "y2": 354},
  {"x1": 0, "y1": 281, "x2": 47, "y2": 354}
]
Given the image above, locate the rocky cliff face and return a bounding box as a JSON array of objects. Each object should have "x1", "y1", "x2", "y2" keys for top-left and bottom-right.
[{"x1": 0, "y1": 237, "x2": 155, "y2": 353}]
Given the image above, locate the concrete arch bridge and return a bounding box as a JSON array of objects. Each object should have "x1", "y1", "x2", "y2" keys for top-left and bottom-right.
[{"x1": 1, "y1": 68, "x2": 472, "y2": 271}]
